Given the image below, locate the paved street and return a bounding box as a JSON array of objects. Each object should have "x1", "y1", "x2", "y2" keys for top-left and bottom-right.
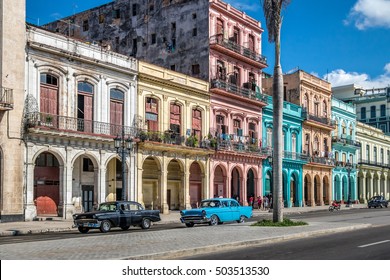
[{"x1": 2, "y1": 204, "x2": 386, "y2": 260}]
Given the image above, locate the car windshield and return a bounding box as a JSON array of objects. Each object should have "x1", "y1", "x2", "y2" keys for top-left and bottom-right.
[
  {"x1": 200, "y1": 200, "x2": 221, "y2": 208},
  {"x1": 98, "y1": 203, "x2": 117, "y2": 211}
]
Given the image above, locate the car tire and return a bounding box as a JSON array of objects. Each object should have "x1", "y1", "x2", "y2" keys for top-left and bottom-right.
[
  {"x1": 78, "y1": 227, "x2": 89, "y2": 234},
  {"x1": 141, "y1": 218, "x2": 151, "y2": 229},
  {"x1": 329, "y1": 206, "x2": 334, "y2": 212},
  {"x1": 237, "y1": 215, "x2": 246, "y2": 223},
  {"x1": 185, "y1": 222, "x2": 194, "y2": 227},
  {"x1": 100, "y1": 220, "x2": 111, "y2": 233},
  {"x1": 121, "y1": 225, "x2": 130, "y2": 231},
  {"x1": 209, "y1": 215, "x2": 219, "y2": 226},
  {"x1": 368, "y1": 206, "x2": 371, "y2": 208}
]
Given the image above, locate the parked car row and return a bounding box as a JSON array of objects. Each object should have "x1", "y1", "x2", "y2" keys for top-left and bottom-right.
[
  {"x1": 72, "y1": 196, "x2": 387, "y2": 233},
  {"x1": 72, "y1": 198, "x2": 253, "y2": 233}
]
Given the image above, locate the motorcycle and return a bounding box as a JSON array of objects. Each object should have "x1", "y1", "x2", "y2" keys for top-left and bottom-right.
[{"x1": 329, "y1": 201, "x2": 341, "y2": 212}]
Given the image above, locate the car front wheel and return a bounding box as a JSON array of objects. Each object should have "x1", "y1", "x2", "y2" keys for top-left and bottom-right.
[
  {"x1": 100, "y1": 220, "x2": 111, "y2": 233},
  {"x1": 141, "y1": 218, "x2": 151, "y2": 229},
  {"x1": 185, "y1": 222, "x2": 194, "y2": 227},
  {"x1": 78, "y1": 227, "x2": 89, "y2": 233},
  {"x1": 209, "y1": 215, "x2": 219, "y2": 226}
]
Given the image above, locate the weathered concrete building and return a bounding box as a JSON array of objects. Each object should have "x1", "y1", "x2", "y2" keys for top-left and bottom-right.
[{"x1": 0, "y1": 0, "x2": 26, "y2": 222}]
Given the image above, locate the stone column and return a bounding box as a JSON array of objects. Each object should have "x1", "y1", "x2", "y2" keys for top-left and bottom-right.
[
  {"x1": 24, "y1": 145, "x2": 37, "y2": 221},
  {"x1": 183, "y1": 160, "x2": 191, "y2": 210},
  {"x1": 137, "y1": 154, "x2": 144, "y2": 207},
  {"x1": 160, "y1": 153, "x2": 169, "y2": 214}
]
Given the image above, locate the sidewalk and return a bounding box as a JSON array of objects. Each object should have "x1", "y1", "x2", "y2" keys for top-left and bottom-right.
[{"x1": 0, "y1": 204, "x2": 367, "y2": 236}]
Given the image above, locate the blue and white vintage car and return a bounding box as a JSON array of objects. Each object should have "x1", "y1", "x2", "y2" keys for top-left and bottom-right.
[{"x1": 180, "y1": 198, "x2": 253, "y2": 227}]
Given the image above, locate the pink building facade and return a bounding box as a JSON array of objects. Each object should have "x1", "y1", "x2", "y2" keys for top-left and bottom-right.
[{"x1": 208, "y1": 1, "x2": 268, "y2": 205}]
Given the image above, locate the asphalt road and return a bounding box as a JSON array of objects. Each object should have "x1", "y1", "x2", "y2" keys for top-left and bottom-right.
[{"x1": 183, "y1": 224, "x2": 390, "y2": 260}]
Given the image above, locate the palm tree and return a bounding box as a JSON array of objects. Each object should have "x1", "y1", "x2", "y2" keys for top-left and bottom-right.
[{"x1": 261, "y1": 0, "x2": 290, "y2": 222}]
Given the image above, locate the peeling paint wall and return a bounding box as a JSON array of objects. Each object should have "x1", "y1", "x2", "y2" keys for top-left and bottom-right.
[{"x1": 44, "y1": 0, "x2": 210, "y2": 81}]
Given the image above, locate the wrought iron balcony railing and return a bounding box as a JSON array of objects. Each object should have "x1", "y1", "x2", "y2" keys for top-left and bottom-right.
[
  {"x1": 210, "y1": 35, "x2": 267, "y2": 65},
  {"x1": 211, "y1": 79, "x2": 268, "y2": 103},
  {"x1": 25, "y1": 112, "x2": 136, "y2": 137},
  {"x1": 0, "y1": 87, "x2": 14, "y2": 110},
  {"x1": 331, "y1": 136, "x2": 361, "y2": 148},
  {"x1": 358, "y1": 159, "x2": 390, "y2": 168},
  {"x1": 302, "y1": 109, "x2": 334, "y2": 126}
]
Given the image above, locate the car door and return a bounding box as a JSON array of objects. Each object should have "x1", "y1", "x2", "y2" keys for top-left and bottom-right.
[
  {"x1": 129, "y1": 202, "x2": 143, "y2": 225},
  {"x1": 229, "y1": 200, "x2": 241, "y2": 221},
  {"x1": 119, "y1": 203, "x2": 131, "y2": 227}
]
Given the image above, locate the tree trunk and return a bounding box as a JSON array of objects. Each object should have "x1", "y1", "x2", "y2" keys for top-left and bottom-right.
[{"x1": 272, "y1": 27, "x2": 283, "y2": 223}]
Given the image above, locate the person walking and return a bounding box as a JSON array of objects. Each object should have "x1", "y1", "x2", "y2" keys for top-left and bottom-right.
[
  {"x1": 249, "y1": 195, "x2": 254, "y2": 208},
  {"x1": 257, "y1": 196, "x2": 262, "y2": 210}
]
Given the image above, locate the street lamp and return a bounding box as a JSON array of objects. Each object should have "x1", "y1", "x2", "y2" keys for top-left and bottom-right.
[
  {"x1": 345, "y1": 160, "x2": 352, "y2": 207},
  {"x1": 114, "y1": 132, "x2": 134, "y2": 201}
]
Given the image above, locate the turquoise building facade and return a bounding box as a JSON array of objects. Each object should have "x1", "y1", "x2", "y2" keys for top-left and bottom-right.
[
  {"x1": 262, "y1": 96, "x2": 308, "y2": 207},
  {"x1": 331, "y1": 98, "x2": 360, "y2": 203}
]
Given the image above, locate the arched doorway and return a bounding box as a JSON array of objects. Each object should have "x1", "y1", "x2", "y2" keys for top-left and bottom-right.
[
  {"x1": 290, "y1": 174, "x2": 297, "y2": 207},
  {"x1": 34, "y1": 152, "x2": 60, "y2": 216},
  {"x1": 213, "y1": 165, "x2": 226, "y2": 198},
  {"x1": 314, "y1": 176, "x2": 320, "y2": 205},
  {"x1": 265, "y1": 171, "x2": 272, "y2": 196},
  {"x1": 231, "y1": 167, "x2": 241, "y2": 201},
  {"x1": 334, "y1": 175, "x2": 341, "y2": 201},
  {"x1": 246, "y1": 169, "x2": 255, "y2": 202},
  {"x1": 342, "y1": 176, "x2": 348, "y2": 202},
  {"x1": 304, "y1": 175, "x2": 310, "y2": 206},
  {"x1": 142, "y1": 157, "x2": 160, "y2": 210},
  {"x1": 72, "y1": 155, "x2": 98, "y2": 212},
  {"x1": 167, "y1": 159, "x2": 183, "y2": 210},
  {"x1": 323, "y1": 176, "x2": 329, "y2": 205},
  {"x1": 189, "y1": 162, "x2": 202, "y2": 208}
]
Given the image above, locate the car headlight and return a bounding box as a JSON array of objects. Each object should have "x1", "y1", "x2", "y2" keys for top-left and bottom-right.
[
  {"x1": 202, "y1": 210, "x2": 206, "y2": 217},
  {"x1": 180, "y1": 210, "x2": 184, "y2": 216}
]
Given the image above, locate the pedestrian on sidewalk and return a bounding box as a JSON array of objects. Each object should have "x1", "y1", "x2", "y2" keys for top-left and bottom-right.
[
  {"x1": 257, "y1": 196, "x2": 262, "y2": 210},
  {"x1": 249, "y1": 195, "x2": 254, "y2": 208},
  {"x1": 264, "y1": 195, "x2": 269, "y2": 210}
]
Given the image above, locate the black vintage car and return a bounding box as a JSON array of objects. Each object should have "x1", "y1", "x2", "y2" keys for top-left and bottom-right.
[
  {"x1": 73, "y1": 201, "x2": 161, "y2": 233},
  {"x1": 368, "y1": 196, "x2": 388, "y2": 208}
]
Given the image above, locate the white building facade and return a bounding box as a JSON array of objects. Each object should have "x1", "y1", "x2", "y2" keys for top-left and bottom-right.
[{"x1": 24, "y1": 26, "x2": 138, "y2": 220}]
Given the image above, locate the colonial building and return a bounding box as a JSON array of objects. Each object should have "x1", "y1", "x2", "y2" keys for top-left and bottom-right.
[
  {"x1": 331, "y1": 97, "x2": 360, "y2": 204},
  {"x1": 333, "y1": 84, "x2": 390, "y2": 135},
  {"x1": 0, "y1": 0, "x2": 26, "y2": 222},
  {"x1": 263, "y1": 70, "x2": 335, "y2": 206},
  {"x1": 43, "y1": 0, "x2": 269, "y2": 206},
  {"x1": 356, "y1": 122, "x2": 390, "y2": 202},
  {"x1": 23, "y1": 25, "x2": 138, "y2": 220},
  {"x1": 262, "y1": 96, "x2": 307, "y2": 207},
  {"x1": 136, "y1": 61, "x2": 211, "y2": 214}
]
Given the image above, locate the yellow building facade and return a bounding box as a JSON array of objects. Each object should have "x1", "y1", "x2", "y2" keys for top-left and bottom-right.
[{"x1": 137, "y1": 62, "x2": 212, "y2": 214}]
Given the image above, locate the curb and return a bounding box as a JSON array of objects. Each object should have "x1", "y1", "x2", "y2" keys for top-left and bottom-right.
[{"x1": 123, "y1": 223, "x2": 372, "y2": 260}]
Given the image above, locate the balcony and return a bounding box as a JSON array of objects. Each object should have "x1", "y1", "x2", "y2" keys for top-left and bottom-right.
[
  {"x1": 331, "y1": 136, "x2": 361, "y2": 148},
  {"x1": 209, "y1": 35, "x2": 267, "y2": 68},
  {"x1": 358, "y1": 159, "x2": 390, "y2": 169},
  {"x1": 302, "y1": 109, "x2": 334, "y2": 128},
  {"x1": 211, "y1": 79, "x2": 268, "y2": 104},
  {"x1": 283, "y1": 151, "x2": 309, "y2": 162},
  {"x1": 0, "y1": 87, "x2": 14, "y2": 110},
  {"x1": 334, "y1": 161, "x2": 359, "y2": 170},
  {"x1": 25, "y1": 112, "x2": 135, "y2": 138}
]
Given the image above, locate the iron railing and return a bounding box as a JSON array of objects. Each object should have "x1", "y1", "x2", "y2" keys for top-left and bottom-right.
[
  {"x1": 331, "y1": 136, "x2": 361, "y2": 147},
  {"x1": 210, "y1": 35, "x2": 267, "y2": 65},
  {"x1": 211, "y1": 79, "x2": 268, "y2": 103},
  {"x1": 358, "y1": 159, "x2": 390, "y2": 168},
  {"x1": 302, "y1": 109, "x2": 334, "y2": 126}
]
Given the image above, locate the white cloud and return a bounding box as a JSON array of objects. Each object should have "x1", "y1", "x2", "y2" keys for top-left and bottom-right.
[
  {"x1": 223, "y1": 0, "x2": 260, "y2": 12},
  {"x1": 345, "y1": 0, "x2": 390, "y2": 30},
  {"x1": 324, "y1": 63, "x2": 390, "y2": 88}
]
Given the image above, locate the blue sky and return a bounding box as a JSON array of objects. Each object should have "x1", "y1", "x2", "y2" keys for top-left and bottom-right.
[{"x1": 26, "y1": 0, "x2": 390, "y2": 89}]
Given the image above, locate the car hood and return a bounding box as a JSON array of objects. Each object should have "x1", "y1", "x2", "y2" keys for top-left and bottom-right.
[{"x1": 181, "y1": 208, "x2": 206, "y2": 215}]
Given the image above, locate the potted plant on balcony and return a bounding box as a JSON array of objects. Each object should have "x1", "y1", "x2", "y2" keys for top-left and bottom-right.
[
  {"x1": 138, "y1": 130, "x2": 148, "y2": 142},
  {"x1": 186, "y1": 135, "x2": 198, "y2": 147}
]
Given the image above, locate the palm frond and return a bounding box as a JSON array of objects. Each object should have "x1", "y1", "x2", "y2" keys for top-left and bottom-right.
[{"x1": 261, "y1": 0, "x2": 290, "y2": 43}]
